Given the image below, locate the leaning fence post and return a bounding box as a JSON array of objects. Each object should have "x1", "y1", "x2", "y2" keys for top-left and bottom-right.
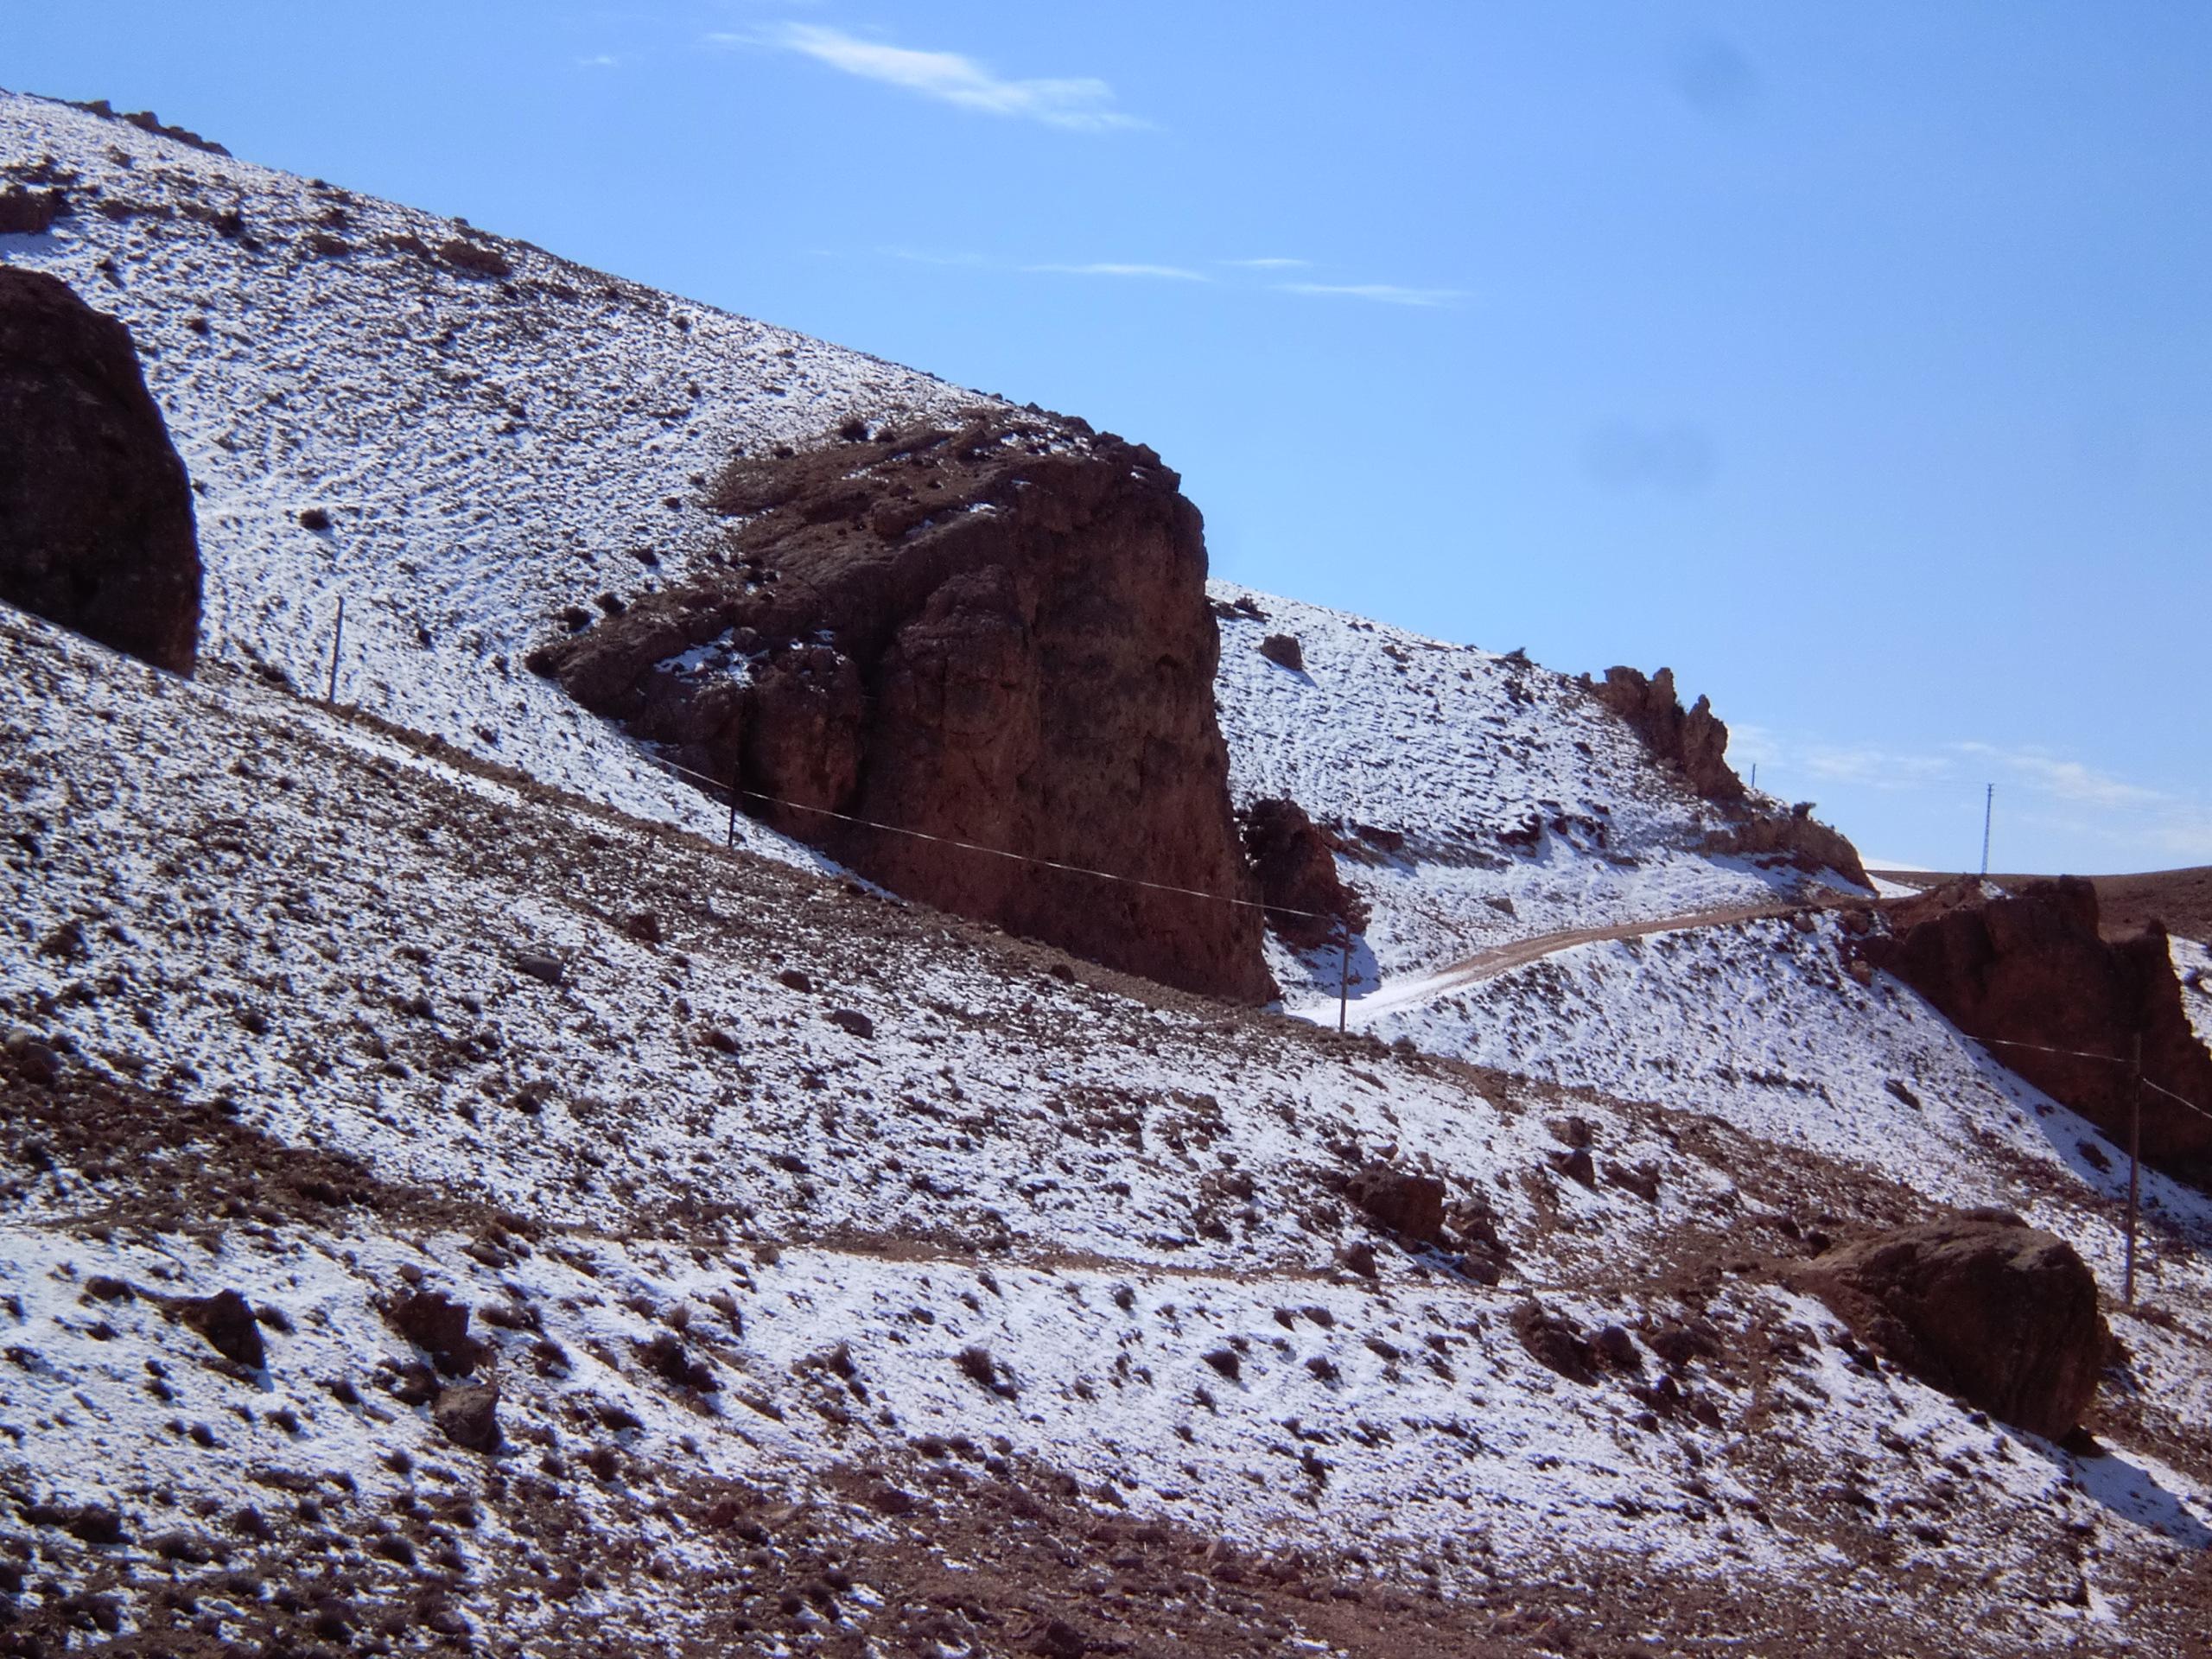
[
  {"x1": 325, "y1": 594, "x2": 346, "y2": 704},
  {"x1": 1338, "y1": 920, "x2": 1351, "y2": 1034},
  {"x1": 2125, "y1": 1030, "x2": 2144, "y2": 1306},
  {"x1": 727, "y1": 769, "x2": 741, "y2": 849}
]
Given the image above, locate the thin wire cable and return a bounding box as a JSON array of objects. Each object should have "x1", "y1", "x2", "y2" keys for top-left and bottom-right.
[
  {"x1": 1976, "y1": 1035, "x2": 2212, "y2": 1122},
  {"x1": 640, "y1": 748, "x2": 1336, "y2": 921}
]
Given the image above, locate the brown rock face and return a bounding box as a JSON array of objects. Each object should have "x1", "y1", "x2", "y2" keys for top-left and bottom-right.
[
  {"x1": 1587, "y1": 664, "x2": 1868, "y2": 887},
  {"x1": 1344, "y1": 1162, "x2": 1446, "y2": 1247},
  {"x1": 1703, "y1": 804, "x2": 1871, "y2": 889},
  {"x1": 1866, "y1": 877, "x2": 2212, "y2": 1180},
  {"x1": 1592, "y1": 666, "x2": 1743, "y2": 803},
  {"x1": 0, "y1": 268, "x2": 200, "y2": 672},
  {"x1": 531, "y1": 410, "x2": 1271, "y2": 1001},
  {"x1": 1240, "y1": 798, "x2": 1369, "y2": 949},
  {"x1": 1792, "y1": 1210, "x2": 2110, "y2": 1440}
]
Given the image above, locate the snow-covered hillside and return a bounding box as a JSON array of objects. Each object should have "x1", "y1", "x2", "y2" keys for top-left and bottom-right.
[
  {"x1": 9, "y1": 588, "x2": 2212, "y2": 1653},
  {"x1": 0, "y1": 88, "x2": 977, "y2": 850},
  {"x1": 1210, "y1": 584, "x2": 1845, "y2": 1004},
  {"x1": 9, "y1": 91, "x2": 2212, "y2": 1655}
]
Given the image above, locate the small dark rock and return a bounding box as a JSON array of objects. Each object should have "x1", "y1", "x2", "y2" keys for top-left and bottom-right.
[
  {"x1": 64, "y1": 1505, "x2": 125, "y2": 1546},
  {"x1": 1512, "y1": 1300, "x2": 1597, "y2": 1385},
  {"x1": 296, "y1": 506, "x2": 331, "y2": 531},
  {"x1": 1258, "y1": 633, "x2": 1304, "y2": 671},
  {"x1": 1344, "y1": 1162, "x2": 1446, "y2": 1247},
  {"x1": 177, "y1": 1288, "x2": 266, "y2": 1368},
  {"x1": 432, "y1": 1381, "x2": 501, "y2": 1452},
  {"x1": 777, "y1": 969, "x2": 814, "y2": 993},
  {"x1": 825, "y1": 1007, "x2": 874, "y2": 1039},
  {"x1": 387, "y1": 1290, "x2": 486, "y2": 1375},
  {"x1": 515, "y1": 950, "x2": 563, "y2": 985},
  {"x1": 1548, "y1": 1145, "x2": 1597, "y2": 1188}
]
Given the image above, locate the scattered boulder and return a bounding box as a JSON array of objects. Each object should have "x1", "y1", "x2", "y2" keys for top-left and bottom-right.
[
  {"x1": 1791, "y1": 1209, "x2": 2111, "y2": 1440},
  {"x1": 514, "y1": 950, "x2": 563, "y2": 985},
  {"x1": 1240, "y1": 797, "x2": 1370, "y2": 950},
  {"x1": 527, "y1": 410, "x2": 1272, "y2": 1001},
  {"x1": 432, "y1": 1381, "x2": 501, "y2": 1452},
  {"x1": 0, "y1": 185, "x2": 69, "y2": 234},
  {"x1": 1512, "y1": 1300, "x2": 1597, "y2": 1385},
  {"x1": 638, "y1": 1332, "x2": 717, "y2": 1391},
  {"x1": 387, "y1": 1289, "x2": 487, "y2": 1376},
  {"x1": 1866, "y1": 877, "x2": 2212, "y2": 1182},
  {"x1": 0, "y1": 268, "x2": 201, "y2": 672},
  {"x1": 1344, "y1": 1163, "x2": 1446, "y2": 1247},
  {"x1": 5, "y1": 1030, "x2": 63, "y2": 1088},
  {"x1": 1258, "y1": 632, "x2": 1303, "y2": 671},
  {"x1": 825, "y1": 1007, "x2": 874, "y2": 1039},
  {"x1": 176, "y1": 1288, "x2": 265, "y2": 1369}
]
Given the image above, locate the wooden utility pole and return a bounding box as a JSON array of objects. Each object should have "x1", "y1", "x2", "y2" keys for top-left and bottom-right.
[
  {"x1": 326, "y1": 594, "x2": 346, "y2": 704},
  {"x1": 1338, "y1": 923, "x2": 1352, "y2": 1033},
  {"x1": 2125, "y1": 1030, "x2": 2144, "y2": 1306},
  {"x1": 1980, "y1": 784, "x2": 1993, "y2": 877},
  {"x1": 727, "y1": 769, "x2": 741, "y2": 849}
]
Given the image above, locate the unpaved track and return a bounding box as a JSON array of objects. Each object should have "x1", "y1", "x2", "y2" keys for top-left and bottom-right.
[{"x1": 1332, "y1": 899, "x2": 1809, "y2": 1028}]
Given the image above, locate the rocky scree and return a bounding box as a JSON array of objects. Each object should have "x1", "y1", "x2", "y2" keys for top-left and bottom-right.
[{"x1": 529, "y1": 410, "x2": 1271, "y2": 1001}]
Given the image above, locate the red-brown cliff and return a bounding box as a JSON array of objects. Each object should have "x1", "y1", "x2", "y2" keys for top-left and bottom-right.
[{"x1": 531, "y1": 410, "x2": 1274, "y2": 1002}]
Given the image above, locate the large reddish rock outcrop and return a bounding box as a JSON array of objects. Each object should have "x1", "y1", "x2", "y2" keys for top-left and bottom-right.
[
  {"x1": 531, "y1": 410, "x2": 1272, "y2": 1001},
  {"x1": 1866, "y1": 877, "x2": 2212, "y2": 1180},
  {"x1": 0, "y1": 268, "x2": 200, "y2": 673},
  {"x1": 1792, "y1": 1210, "x2": 2110, "y2": 1440},
  {"x1": 1591, "y1": 665, "x2": 1743, "y2": 803},
  {"x1": 1586, "y1": 664, "x2": 1868, "y2": 887},
  {"x1": 1240, "y1": 797, "x2": 1369, "y2": 950}
]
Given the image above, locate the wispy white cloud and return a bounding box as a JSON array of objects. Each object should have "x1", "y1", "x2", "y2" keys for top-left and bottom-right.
[
  {"x1": 577, "y1": 53, "x2": 620, "y2": 69},
  {"x1": 1023, "y1": 262, "x2": 1209, "y2": 282},
  {"x1": 728, "y1": 23, "x2": 1147, "y2": 132},
  {"x1": 1276, "y1": 281, "x2": 1465, "y2": 308},
  {"x1": 1953, "y1": 742, "x2": 2167, "y2": 810},
  {"x1": 880, "y1": 245, "x2": 986, "y2": 268},
  {"x1": 1220, "y1": 257, "x2": 1309, "y2": 270}
]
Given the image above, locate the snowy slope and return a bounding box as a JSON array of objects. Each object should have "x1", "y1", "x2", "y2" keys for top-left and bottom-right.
[
  {"x1": 1209, "y1": 584, "x2": 1833, "y2": 1004},
  {"x1": 0, "y1": 89, "x2": 979, "y2": 850},
  {"x1": 8, "y1": 602, "x2": 2212, "y2": 1651},
  {"x1": 7, "y1": 90, "x2": 2212, "y2": 1653}
]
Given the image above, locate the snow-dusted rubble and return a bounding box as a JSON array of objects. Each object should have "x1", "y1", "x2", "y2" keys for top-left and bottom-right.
[{"x1": 7, "y1": 597, "x2": 2211, "y2": 1652}]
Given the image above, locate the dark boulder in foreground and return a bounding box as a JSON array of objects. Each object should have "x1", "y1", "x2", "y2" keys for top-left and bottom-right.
[
  {"x1": 531, "y1": 410, "x2": 1271, "y2": 1001},
  {"x1": 0, "y1": 267, "x2": 200, "y2": 672},
  {"x1": 1793, "y1": 1210, "x2": 2110, "y2": 1440},
  {"x1": 1866, "y1": 876, "x2": 2212, "y2": 1182}
]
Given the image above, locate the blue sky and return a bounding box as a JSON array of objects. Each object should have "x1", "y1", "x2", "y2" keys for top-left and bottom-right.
[{"x1": 10, "y1": 3, "x2": 2209, "y2": 873}]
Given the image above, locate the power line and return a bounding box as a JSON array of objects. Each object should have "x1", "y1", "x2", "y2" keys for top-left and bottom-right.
[{"x1": 640, "y1": 748, "x2": 1338, "y2": 923}]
